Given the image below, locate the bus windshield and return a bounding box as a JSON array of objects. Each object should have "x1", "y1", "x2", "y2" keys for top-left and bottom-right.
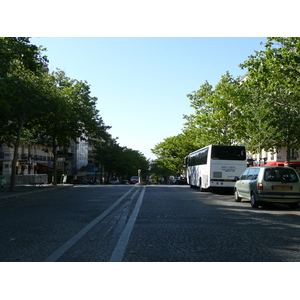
[{"x1": 211, "y1": 145, "x2": 246, "y2": 161}]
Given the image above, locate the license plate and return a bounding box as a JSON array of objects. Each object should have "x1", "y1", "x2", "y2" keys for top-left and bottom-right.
[{"x1": 276, "y1": 186, "x2": 289, "y2": 190}]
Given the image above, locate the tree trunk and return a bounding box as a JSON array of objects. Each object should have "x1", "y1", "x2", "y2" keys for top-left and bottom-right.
[
  {"x1": 52, "y1": 137, "x2": 58, "y2": 185},
  {"x1": 10, "y1": 145, "x2": 18, "y2": 192},
  {"x1": 10, "y1": 123, "x2": 23, "y2": 192},
  {"x1": 106, "y1": 171, "x2": 111, "y2": 184},
  {"x1": 286, "y1": 143, "x2": 291, "y2": 167}
]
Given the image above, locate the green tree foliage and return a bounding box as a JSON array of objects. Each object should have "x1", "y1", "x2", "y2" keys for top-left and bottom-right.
[
  {"x1": 151, "y1": 134, "x2": 194, "y2": 176},
  {"x1": 0, "y1": 37, "x2": 48, "y2": 191},
  {"x1": 0, "y1": 37, "x2": 109, "y2": 189},
  {"x1": 120, "y1": 148, "x2": 149, "y2": 180},
  {"x1": 92, "y1": 137, "x2": 149, "y2": 183},
  {"x1": 185, "y1": 71, "x2": 245, "y2": 146},
  {"x1": 0, "y1": 37, "x2": 47, "y2": 79},
  {"x1": 32, "y1": 70, "x2": 110, "y2": 185},
  {"x1": 149, "y1": 160, "x2": 173, "y2": 183},
  {"x1": 240, "y1": 37, "x2": 300, "y2": 164}
]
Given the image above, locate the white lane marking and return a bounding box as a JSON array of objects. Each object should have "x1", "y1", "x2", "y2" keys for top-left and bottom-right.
[
  {"x1": 44, "y1": 186, "x2": 136, "y2": 262},
  {"x1": 109, "y1": 186, "x2": 146, "y2": 262}
]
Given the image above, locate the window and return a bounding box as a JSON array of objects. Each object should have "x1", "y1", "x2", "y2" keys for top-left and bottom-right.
[
  {"x1": 264, "y1": 168, "x2": 298, "y2": 183},
  {"x1": 240, "y1": 169, "x2": 250, "y2": 180},
  {"x1": 211, "y1": 145, "x2": 246, "y2": 160},
  {"x1": 188, "y1": 147, "x2": 208, "y2": 166},
  {"x1": 247, "y1": 168, "x2": 260, "y2": 180},
  {"x1": 291, "y1": 149, "x2": 298, "y2": 160}
]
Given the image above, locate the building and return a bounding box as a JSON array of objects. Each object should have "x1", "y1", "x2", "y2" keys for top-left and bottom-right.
[
  {"x1": 247, "y1": 148, "x2": 300, "y2": 169},
  {"x1": 70, "y1": 138, "x2": 90, "y2": 183},
  {"x1": 0, "y1": 141, "x2": 88, "y2": 185}
]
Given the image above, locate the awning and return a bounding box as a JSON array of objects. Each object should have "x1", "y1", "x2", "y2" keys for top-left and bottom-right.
[{"x1": 265, "y1": 161, "x2": 300, "y2": 167}]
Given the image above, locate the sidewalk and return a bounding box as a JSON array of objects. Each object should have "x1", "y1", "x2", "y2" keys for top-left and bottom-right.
[{"x1": 0, "y1": 184, "x2": 74, "y2": 201}]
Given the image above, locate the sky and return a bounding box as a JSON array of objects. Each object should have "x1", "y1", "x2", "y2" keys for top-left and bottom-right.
[{"x1": 30, "y1": 37, "x2": 267, "y2": 160}]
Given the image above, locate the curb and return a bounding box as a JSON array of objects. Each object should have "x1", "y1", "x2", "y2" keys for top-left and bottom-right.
[{"x1": 0, "y1": 184, "x2": 74, "y2": 201}]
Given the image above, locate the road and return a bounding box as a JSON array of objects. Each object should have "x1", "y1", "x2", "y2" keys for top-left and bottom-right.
[{"x1": 0, "y1": 184, "x2": 300, "y2": 262}]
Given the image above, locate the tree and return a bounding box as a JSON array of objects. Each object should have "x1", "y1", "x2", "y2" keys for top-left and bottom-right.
[
  {"x1": 0, "y1": 37, "x2": 48, "y2": 191},
  {"x1": 119, "y1": 148, "x2": 149, "y2": 180},
  {"x1": 0, "y1": 37, "x2": 47, "y2": 80},
  {"x1": 149, "y1": 159, "x2": 173, "y2": 183},
  {"x1": 32, "y1": 70, "x2": 109, "y2": 185},
  {"x1": 185, "y1": 72, "x2": 245, "y2": 146},
  {"x1": 151, "y1": 134, "x2": 193, "y2": 176},
  {"x1": 240, "y1": 37, "x2": 300, "y2": 165},
  {"x1": 92, "y1": 137, "x2": 149, "y2": 183}
]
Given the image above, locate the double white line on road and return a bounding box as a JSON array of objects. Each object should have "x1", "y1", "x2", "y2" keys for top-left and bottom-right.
[
  {"x1": 44, "y1": 186, "x2": 146, "y2": 262},
  {"x1": 109, "y1": 186, "x2": 146, "y2": 262}
]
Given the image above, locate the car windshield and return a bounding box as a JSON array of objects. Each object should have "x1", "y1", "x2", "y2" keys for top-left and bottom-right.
[
  {"x1": 264, "y1": 168, "x2": 299, "y2": 183},
  {"x1": 131, "y1": 176, "x2": 138, "y2": 179}
]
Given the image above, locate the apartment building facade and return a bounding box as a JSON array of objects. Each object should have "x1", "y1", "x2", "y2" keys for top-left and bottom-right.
[
  {"x1": 247, "y1": 148, "x2": 300, "y2": 169},
  {"x1": 0, "y1": 138, "x2": 90, "y2": 184}
]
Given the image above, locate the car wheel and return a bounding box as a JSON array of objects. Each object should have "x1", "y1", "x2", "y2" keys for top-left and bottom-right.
[
  {"x1": 234, "y1": 189, "x2": 241, "y2": 202},
  {"x1": 250, "y1": 193, "x2": 259, "y2": 208},
  {"x1": 288, "y1": 203, "x2": 299, "y2": 209}
]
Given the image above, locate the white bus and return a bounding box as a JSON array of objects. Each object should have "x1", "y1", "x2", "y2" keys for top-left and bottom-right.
[{"x1": 185, "y1": 145, "x2": 247, "y2": 191}]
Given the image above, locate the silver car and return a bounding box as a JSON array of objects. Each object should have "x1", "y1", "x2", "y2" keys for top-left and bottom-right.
[{"x1": 234, "y1": 166, "x2": 300, "y2": 208}]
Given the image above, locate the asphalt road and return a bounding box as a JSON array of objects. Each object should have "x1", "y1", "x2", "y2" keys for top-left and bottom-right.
[{"x1": 0, "y1": 184, "x2": 299, "y2": 262}]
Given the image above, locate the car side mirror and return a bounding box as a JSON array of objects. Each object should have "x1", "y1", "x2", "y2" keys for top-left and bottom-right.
[{"x1": 234, "y1": 176, "x2": 240, "y2": 181}]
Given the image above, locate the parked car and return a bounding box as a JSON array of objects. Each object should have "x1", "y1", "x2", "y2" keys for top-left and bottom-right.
[
  {"x1": 83, "y1": 178, "x2": 95, "y2": 184},
  {"x1": 109, "y1": 177, "x2": 119, "y2": 184},
  {"x1": 175, "y1": 177, "x2": 187, "y2": 185},
  {"x1": 234, "y1": 166, "x2": 300, "y2": 209},
  {"x1": 130, "y1": 176, "x2": 139, "y2": 184}
]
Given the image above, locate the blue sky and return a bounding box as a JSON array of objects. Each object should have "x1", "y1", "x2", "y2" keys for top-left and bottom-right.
[{"x1": 30, "y1": 37, "x2": 267, "y2": 160}]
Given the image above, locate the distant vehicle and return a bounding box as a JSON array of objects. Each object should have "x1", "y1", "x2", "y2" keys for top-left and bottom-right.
[
  {"x1": 175, "y1": 177, "x2": 187, "y2": 185},
  {"x1": 170, "y1": 177, "x2": 177, "y2": 184},
  {"x1": 185, "y1": 145, "x2": 247, "y2": 191},
  {"x1": 130, "y1": 176, "x2": 139, "y2": 184},
  {"x1": 83, "y1": 178, "x2": 95, "y2": 184},
  {"x1": 109, "y1": 177, "x2": 119, "y2": 184},
  {"x1": 234, "y1": 166, "x2": 300, "y2": 208}
]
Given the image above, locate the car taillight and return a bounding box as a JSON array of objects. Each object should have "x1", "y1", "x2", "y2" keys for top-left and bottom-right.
[
  {"x1": 258, "y1": 183, "x2": 263, "y2": 190},
  {"x1": 290, "y1": 186, "x2": 293, "y2": 190}
]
